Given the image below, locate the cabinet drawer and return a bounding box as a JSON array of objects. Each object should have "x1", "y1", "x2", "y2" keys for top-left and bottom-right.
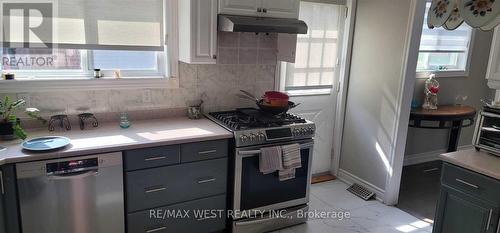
[
  {"x1": 124, "y1": 145, "x2": 180, "y2": 171},
  {"x1": 181, "y1": 140, "x2": 228, "y2": 163},
  {"x1": 442, "y1": 163, "x2": 500, "y2": 204},
  {"x1": 126, "y1": 158, "x2": 227, "y2": 212},
  {"x1": 127, "y1": 195, "x2": 226, "y2": 233}
]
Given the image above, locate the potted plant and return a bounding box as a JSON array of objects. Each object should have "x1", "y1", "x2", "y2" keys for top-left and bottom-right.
[{"x1": 0, "y1": 96, "x2": 46, "y2": 140}]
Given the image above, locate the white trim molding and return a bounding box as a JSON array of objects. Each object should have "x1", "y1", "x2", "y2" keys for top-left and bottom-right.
[
  {"x1": 404, "y1": 145, "x2": 474, "y2": 166},
  {"x1": 331, "y1": 0, "x2": 357, "y2": 176},
  {"x1": 383, "y1": 0, "x2": 426, "y2": 206},
  {"x1": 0, "y1": 77, "x2": 180, "y2": 93},
  {"x1": 416, "y1": 70, "x2": 470, "y2": 79},
  {"x1": 338, "y1": 169, "x2": 385, "y2": 202}
]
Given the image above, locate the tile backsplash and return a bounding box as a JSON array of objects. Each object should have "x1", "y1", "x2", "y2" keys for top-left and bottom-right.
[
  {"x1": 1, "y1": 62, "x2": 276, "y2": 122},
  {"x1": 217, "y1": 32, "x2": 278, "y2": 65}
]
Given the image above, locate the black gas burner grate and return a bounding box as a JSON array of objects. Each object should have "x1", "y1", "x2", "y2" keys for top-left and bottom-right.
[{"x1": 209, "y1": 108, "x2": 306, "y2": 130}]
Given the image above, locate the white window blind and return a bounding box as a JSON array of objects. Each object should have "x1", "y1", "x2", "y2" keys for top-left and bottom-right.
[
  {"x1": 417, "y1": 2, "x2": 472, "y2": 72},
  {"x1": 2, "y1": 0, "x2": 164, "y2": 51},
  {"x1": 282, "y1": 1, "x2": 343, "y2": 91}
]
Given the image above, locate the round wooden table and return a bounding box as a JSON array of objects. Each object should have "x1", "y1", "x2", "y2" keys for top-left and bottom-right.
[{"x1": 409, "y1": 105, "x2": 476, "y2": 152}]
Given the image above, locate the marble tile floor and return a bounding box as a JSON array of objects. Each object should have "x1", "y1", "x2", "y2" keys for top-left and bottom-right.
[{"x1": 271, "y1": 180, "x2": 433, "y2": 233}]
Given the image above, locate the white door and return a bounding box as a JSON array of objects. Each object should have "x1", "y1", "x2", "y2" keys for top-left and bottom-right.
[
  {"x1": 261, "y1": 0, "x2": 299, "y2": 18},
  {"x1": 218, "y1": 0, "x2": 261, "y2": 16},
  {"x1": 279, "y1": 1, "x2": 346, "y2": 175}
]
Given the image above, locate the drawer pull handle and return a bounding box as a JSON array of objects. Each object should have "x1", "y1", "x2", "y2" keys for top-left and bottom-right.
[
  {"x1": 144, "y1": 156, "x2": 167, "y2": 162},
  {"x1": 198, "y1": 150, "x2": 217, "y2": 155},
  {"x1": 455, "y1": 178, "x2": 480, "y2": 189},
  {"x1": 487, "y1": 209, "x2": 493, "y2": 231},
  {"x1": 146, "y1": 226, "x2": 166, "y2": 233},
  {"x1": 197, "y1": 178, "x2": 216, "y2": 184},
  {"x1": 423, "y1": 168, "x2": 439, "y2": 173},
  {"x1": 145, "y1": 187, "x2": 167, "y2": 193}
]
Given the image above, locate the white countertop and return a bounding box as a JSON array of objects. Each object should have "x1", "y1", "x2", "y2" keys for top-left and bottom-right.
[
  {"x1": 0, "y1": 117, "x2": 232, "y2": 165},
  {"x1": 440, "y1": 149, "x2": 500, "y2": 180}
]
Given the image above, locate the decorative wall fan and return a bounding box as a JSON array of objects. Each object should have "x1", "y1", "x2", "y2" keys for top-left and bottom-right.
[{"x1": 427, "y1": 0, "x2": 500, "y2": 31}]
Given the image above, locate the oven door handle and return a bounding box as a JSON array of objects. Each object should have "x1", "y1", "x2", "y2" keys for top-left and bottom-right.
[
  {"x1": 238, "y1": 142, "x2": 314, "y2": 156},
  {"x1": 234, "y1": 205, "x2": 309, "y2": 226},
  {"x1": 238, "y1": 150, "x2": 262, "y2": 155}
]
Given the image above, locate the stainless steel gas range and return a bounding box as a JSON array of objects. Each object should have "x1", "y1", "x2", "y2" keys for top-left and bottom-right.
[{"x1": 206, "y1": 108, "x2": 315, "y2": 233}]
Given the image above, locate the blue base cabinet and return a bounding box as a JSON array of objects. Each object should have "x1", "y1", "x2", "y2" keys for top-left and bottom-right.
[
  {"x1": 433, "y1": 163, "x2": 500, "y2": 233},
  {"x1": 124, "y1": 139, "x2": 229, "y2": 233}
]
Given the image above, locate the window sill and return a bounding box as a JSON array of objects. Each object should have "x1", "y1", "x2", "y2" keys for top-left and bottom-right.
[
  {"x1": 416, "y1": 70, "x2": 469, "y2": 79},
  {"x1": 285, "y1": 89, "x2": 333, "y2": 97},
  {"x1": 0, "y1": 76, "x2": 179, "y2": 93}
]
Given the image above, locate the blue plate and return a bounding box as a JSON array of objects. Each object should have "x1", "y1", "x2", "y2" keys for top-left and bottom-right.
[{"x1": 22, "y1": 136, "x2": 71, "y2": 151}]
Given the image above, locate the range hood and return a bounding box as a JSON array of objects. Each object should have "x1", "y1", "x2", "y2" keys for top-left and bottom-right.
[{"x1": 218, "y1": 15, "x2": 308, "y2": 34}]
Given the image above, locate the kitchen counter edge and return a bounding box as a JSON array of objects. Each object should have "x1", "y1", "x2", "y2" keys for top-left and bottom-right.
[
  {"x1": 440, "y1": 148, "x2": 500, "y2": 180},
  {"x1": 0, "y1": 117, "x2": 233, "y2": 165}
]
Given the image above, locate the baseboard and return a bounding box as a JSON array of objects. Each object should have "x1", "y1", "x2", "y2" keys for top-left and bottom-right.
[
  {"x1": 337, "y1": 169, "x2": 385, "y2": 202},
  {"x1": 404, "y1": 145, "x2": 474, "y2": 166}
]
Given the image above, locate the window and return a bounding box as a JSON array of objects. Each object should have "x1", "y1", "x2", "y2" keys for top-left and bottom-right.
[
  {"x1": 1, "y1": 49, "x2": 164, "y2": 78},
  {"x1": 417, "y1": 2, "x2": 473, "y2": 76},
  {"x1": 280, "y1": 1, "x2": 345, "y2": 95},
  {"x1": 0, "y1": 0, "x2": 168, "y2": 79}
]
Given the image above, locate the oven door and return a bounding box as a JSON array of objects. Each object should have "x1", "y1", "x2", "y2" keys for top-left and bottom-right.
[{"x1": 233, "y1": 139, "x2": 313, "y2": 214}]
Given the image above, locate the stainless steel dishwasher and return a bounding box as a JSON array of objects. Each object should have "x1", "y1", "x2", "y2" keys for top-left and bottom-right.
[{"x1": 16, "y1": 152, "x2": 125, "y2": 233}]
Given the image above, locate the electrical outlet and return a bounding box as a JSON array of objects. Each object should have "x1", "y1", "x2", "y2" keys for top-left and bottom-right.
[
  {"x1": 142, "y1": 89, "x2": 152, "y2": 103},
  {"x1": 17, "y1": 93, "x2": 30, "y2": 107}
]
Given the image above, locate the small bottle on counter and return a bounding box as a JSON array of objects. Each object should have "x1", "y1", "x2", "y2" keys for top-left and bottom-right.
[
  {"x1": 114, "y1": 69, "x2": 121, "y2": 79},
  {"x1": 3, "y1": 73, "x2": 15, "y2": 80},
  {"x1": 119, "y1": 112, "x2": 130, "y2": 129},
  {"x1": 94, "y1": 69, "x2": 102, "y2": 78}
]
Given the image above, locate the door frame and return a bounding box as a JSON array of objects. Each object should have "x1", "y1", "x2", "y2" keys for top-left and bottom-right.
[
  {"x1": 383, "y1": 0, "x2": 425, "y2": 205},
  {"x1": 331, "y1": 0, "x2": 356, "y2": 176},
  {"x1": 274, "y1": 0, "x2": 357, "y2": 176}
]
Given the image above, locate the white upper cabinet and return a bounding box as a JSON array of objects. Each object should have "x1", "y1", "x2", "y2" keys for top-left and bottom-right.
[
  {"x1": 179, "y1": 0, "x2": 218, "y2": 64},
  {"x1": 261, "y1": 0, "x2": 300, "y2": 19},
  {"x1": 218, "y1": 0, "x2": 299, "y2": 19},
  {"x1": 218, "y1": 0, "x2": 261, "y2": 17},
  {"x1": 486, "y1": 27, "x2": 500, "y2": 89}
]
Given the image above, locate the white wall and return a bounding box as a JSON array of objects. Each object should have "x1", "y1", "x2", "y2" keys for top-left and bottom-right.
[{"x1": 339, "y1": 0, "x2": 414, "y2": 199}]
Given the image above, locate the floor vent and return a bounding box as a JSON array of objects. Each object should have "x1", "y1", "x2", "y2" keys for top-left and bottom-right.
[{"x1": 347, "y1": 183, "x2": 375, "y2": 201}]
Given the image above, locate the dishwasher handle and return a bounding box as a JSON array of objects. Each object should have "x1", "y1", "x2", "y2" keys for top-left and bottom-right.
[
  {"x1": 46, "y1": 157, "x2": 99, "y2": 176},
  {"x1": 48, "y1": 169, "x2": 99, "y2": 180}
]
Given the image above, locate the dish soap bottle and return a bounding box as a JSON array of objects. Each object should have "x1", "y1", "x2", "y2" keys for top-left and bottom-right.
[{"x1": 119, "y1": 112, "x2": 130, "y2": 129}]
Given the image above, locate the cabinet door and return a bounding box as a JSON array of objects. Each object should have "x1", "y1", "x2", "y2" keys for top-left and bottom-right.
[
  {"x1": 261, "y1": 0, "x2": 299, "y2": 19},
  {"x1": 192, "y1": 0, "x2": 217, "y2": 63},
  {"x1": 0, "y1": 165, "x2": 20, "y2": 233},
  {"x1": 433, "y1": 186, "x2": 499, "y2": 233},
  {"x1": 179, "y1": 0, "x2": 217, "y2": 64},
  {"x1": 218, "y1": 0, "x2": 261, "y2": 16},
  {"x1": 486, "y1": 27, "x2": 500, "y2": 89}
]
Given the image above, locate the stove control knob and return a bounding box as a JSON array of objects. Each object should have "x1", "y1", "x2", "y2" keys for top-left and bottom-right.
[
  {"x1": 300, "y1": 128, "x2": 306, "y2": 135},
  {"x1": 249, "y1": 134, "x2": 257, "y2": 141},
  {"x1": 240, "y1": 135, "x2": 249, "y2": 142},
  {"x1": 294, "y1": 128, "x2": 301, "y2": 136},
  {"x1": 307, "y1": 127, "x2": 314, "y2": 134},
  {"x1": 258, "y1": 133, "x2": 266, "y2": 140}
]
